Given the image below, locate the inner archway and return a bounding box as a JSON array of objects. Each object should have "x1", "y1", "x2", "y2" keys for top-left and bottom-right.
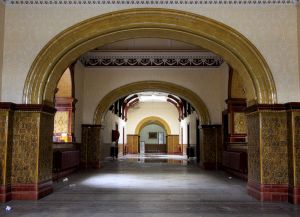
[{"x1": 23, "y1": 8, "x2": 277, "y2": 105}]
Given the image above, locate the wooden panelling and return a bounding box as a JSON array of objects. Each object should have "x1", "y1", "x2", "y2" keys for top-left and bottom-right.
[
  {"x1": 127, "y1": 135, "x2": 139, "y2": 154},
  {"x1": 167, "y1": 135, "x2": 180, "y2": 154},
  {"x1": 145, "y1": 144, "x2": 167, "y2": 153}
]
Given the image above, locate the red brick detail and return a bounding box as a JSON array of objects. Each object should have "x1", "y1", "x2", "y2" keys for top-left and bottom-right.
[
  {"x1": 0, "y1": 185, "x2": 12, "y2": 202},
  {"x1": 247, "y1": 181, "x2": 288, "y2": 202},
  {"x1": 11, "y1": 180, "x2": 53, "y2": 200},
  {"x1": 288, "y1": 186, "x2": 300, "y2": 204}
]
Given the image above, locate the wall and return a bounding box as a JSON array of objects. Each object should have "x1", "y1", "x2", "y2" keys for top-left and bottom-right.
[
  {"x1": 0, "y1": 2, "x2": 4, "y2": 101},
  {"x1": 126, "y1": 102, "x2": 180, "y2": 134},
  {"x1": 74, "y1": 62, "x2": 84, "y2": 142},
  {"x1": 1, "y1": 5, "x2": 299, "y2": 105},
  {"x1": 56, "y1": 68, "x2": 72, "y2": 98},
  {"x1": 140, "y1": 124, "x2": 166, "y2": 144},
  {"x1": 180, "y1": 111, "x2": 198, "y2": 146},
  {"x1": 102, "y1": 111, "x2": 126, "y2": 159},
  {"x1": 84, "y1": 67, "x2": 227, "y2": 124}
]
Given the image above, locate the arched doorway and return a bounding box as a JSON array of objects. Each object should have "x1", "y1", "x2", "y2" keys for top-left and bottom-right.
[
  {"x1": 11, "y1": 8, "x2": 282, "y2": 203},
  {"x1": 23, "y1": 8, "x2": 276, "y2": 105},
  {"x1": 135, "y1": 116, "x2": 171, "y2": 154}
]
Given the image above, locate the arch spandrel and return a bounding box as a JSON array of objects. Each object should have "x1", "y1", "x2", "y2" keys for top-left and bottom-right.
[{"x1": 23, "y1": 8, "x2": 277, "y2": 105}]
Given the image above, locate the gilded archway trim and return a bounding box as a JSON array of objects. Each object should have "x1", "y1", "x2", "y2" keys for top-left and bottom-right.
[
  {"x1": 23, "y1": 8, "x2": 277, "y2": 105},
  {"x1": 93, "y1": 81, "x2": 211, "y2": 125},
  {"x1": 135, "y1": 116, "x2": 171, "y2": 135}
]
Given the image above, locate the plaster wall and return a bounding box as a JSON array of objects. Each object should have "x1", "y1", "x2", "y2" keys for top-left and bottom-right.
[
  {"x1": 126, "y1": 102, "x2": 180, "y2": 134},
  {"x1": 0, "y1": 2, "x2": 4, "y2": 101},
  {"x1": 1, "y1": 5, "x2": 299, "y2": 104},
  {"x1": 74, "y1": 62, "x2": 84, "y2": 142},
  {"x1": 83, "y1": 67, "x2": 227, "y2": 124},
  {"x1": 180, "y1": 111, "x2": 198, "y2": 146}
]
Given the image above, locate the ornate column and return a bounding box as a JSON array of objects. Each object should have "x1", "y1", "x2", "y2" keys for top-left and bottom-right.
[
  {"x1": 81, "y1": 125, "x2": 101, "y2": 168},
  {"x1": 10, "y1": 104, "x2": 55, "y2": 200},
  {"x1": 246, "y1": 104, "x2": 288, "y2": 202},
  {"x1": 286, "y1": 103, "x2": 300, "y2": 204},
  {"x1": 200, "y1": 125, "x2": 222, "y2": 170},
  {"x1": 0, "y1": 103, "x2": 14, "y2": 202}
]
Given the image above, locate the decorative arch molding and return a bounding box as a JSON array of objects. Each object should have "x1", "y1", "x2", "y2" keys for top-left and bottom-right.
[
  {"x1": 135, "y1": 116, "x2": 171, "y2": 135},
  {"x1": 93, "y1": 81, "x2": 211, "y2": 124},
  {"x1": 23, "y1": 8, "x2": 277, "y2": 106}
]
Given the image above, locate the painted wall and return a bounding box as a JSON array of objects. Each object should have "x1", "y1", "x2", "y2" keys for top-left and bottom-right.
[
  {"x1": 0, "y1": 2, "x2": 4, "y2": 101},
  {"x1": 1, "y1": 6, "x2": 299, "y2": 104},
  {"x1": 56, "y1": 68, "x2": 72, "y2": 97},
  {"x1": 140, "y1": 124, "x2": 166, "y2": 144},
  {"x1": 101, "y1": 111, "x2": 126, "y2": 159},
  {"x1": 83, "y1": 66, "x2": 228, "y2": 124},
  {"x1": 180, "y1": 111, "x2": 198, "y2": 146},
  {"x1": 74, "y1": 62, "x2": 84, "y2": 142},
  {"x1": 126, "y1": 102, "x2": 180, "y2": 134}
]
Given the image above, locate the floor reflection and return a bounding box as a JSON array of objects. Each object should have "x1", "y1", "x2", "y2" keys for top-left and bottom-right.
[{"x1": 121, "y1": 154, "x2": 188, "y2": 165}]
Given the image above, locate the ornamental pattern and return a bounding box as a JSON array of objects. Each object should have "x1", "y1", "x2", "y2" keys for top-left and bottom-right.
[{"x1": 80, "y1": 55, "x2": 224, "y2": 67}]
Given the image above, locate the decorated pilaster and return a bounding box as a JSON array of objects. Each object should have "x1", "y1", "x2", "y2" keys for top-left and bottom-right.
[
  {"x1": 81, "y1": 125, "x2": 101, "y2": 168},
  {"x1": 11, "y1": 105, "x2": 56, "y2": 200},
  {"x1": 285, "y1": 103, "x2": 300, "y2": 204},
  {"x1": 246, "y1": 105, "x2": 288, "y2": 202},
  {"x1": 0, "y1": 103, "x2": 14, "y2": 202},
  {"x1": 200, "y1": 125, "x2": 222, "y2": 170}
]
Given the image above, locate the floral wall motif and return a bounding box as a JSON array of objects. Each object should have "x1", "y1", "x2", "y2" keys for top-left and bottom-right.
[
  {"x1": 261, "y1": 111, "x2": 288, "y2": 184},
  {"x1": 294, "y1": 116, "x2": 300, "y2": 186},
  {"x1": 0, "y1": 109, "x2": 13, "y2": 186},
  {"x1": 81, "y1": 125, "x2": 101, "y2": 167},
  {"x1": 54, "y1": 111, "x2": 69, "y2": 134},
  {"x1": 12, "y1": 111, "x2": 40, "y2": 183},
  {"x1": 234, "y1": 112, "x2": 247, "y2": 134},
  {"x1": 38, "y1": 113, "x2": 54, "y2": 182},
  {"x1": 247, "y1": 112, "x2": 261, "y2": 183},
  {"x1": 11, "y1": 110, "x2": 54, "y2": 184},
  {"x1": 247, "y1": 110, "x2": 288, "y2": 185},
  {"x1": 200, "y1": 125, "x2": 222, "y2": 167}
]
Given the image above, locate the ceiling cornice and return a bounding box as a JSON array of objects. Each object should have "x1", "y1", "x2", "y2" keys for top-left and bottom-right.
[{"x1": 3, "y1": 0, "x2": 299, "y2": 5}]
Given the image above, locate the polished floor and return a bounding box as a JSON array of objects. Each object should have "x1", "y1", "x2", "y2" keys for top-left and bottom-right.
[{"x1": 1, "y1": 154, "x2": 299, "y2": 217}]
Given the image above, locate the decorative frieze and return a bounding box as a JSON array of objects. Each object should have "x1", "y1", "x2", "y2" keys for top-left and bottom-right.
[
  {"x1": 80, "y1": 52, "x2": 224, "y2": 68},
  {"x1": 3, "y1": 0, "x2": 299, "y2": 5}
]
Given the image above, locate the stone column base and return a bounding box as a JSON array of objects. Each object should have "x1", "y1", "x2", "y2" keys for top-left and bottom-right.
[
  {"x1": 288, "y1": 186, "x2": 300, "y2": 204},
  {"x1": 11, "y1": 180, "x2": 53, "y2": 200},
  {"x1": 0, "y1": 185, "x2": 11, "y2": 202},
  {"x1": 247, "y1": 180, "x2": 288, "y2": 202}
]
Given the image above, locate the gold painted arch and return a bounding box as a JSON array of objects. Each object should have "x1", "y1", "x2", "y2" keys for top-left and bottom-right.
[
  {"x1": 23, "y1": 8, "x2": 277, "y2": 105},
  {"x1": 135, "y1": 116, "x2": 171, "y2": 135},
  {"x1": 93, "y1": 81, "x2": 210, "y2": 125}
]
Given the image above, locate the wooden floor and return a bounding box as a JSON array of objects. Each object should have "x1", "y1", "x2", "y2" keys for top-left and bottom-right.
[{"x1": 1, "y1": 154, "x2": 299, "y2": 217}]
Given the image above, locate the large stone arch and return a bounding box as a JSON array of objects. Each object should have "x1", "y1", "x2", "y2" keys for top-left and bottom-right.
[
  {"x1": 93, "y1": 81, "x2": 210, "y2": 125},
  {"x1": 135, "y1": 116, "x2": 172, "y2": 135},
  {"x1": 23, "y1": 8, "x2": 277, "y2": 105}
]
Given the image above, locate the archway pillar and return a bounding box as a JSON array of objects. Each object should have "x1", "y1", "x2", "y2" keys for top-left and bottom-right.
[
  {"x1": 0, "y1": 103, "x2": 14, "y2": 202},
  {"x1": 81, "y1": 125, "x2": 101, "y2": 169},
  {"x1": 200, "y1": 125, "x2": 222, "y2": 170},
  {"x1": 285, "y1": 103, "x2": 300, "y2": 204},
  {"x1": 11, "y1": 104, "x2": 55, "y2": 200},
  {"x1": 246, "y1": 104, "x2": 288, "y2": 202}
]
